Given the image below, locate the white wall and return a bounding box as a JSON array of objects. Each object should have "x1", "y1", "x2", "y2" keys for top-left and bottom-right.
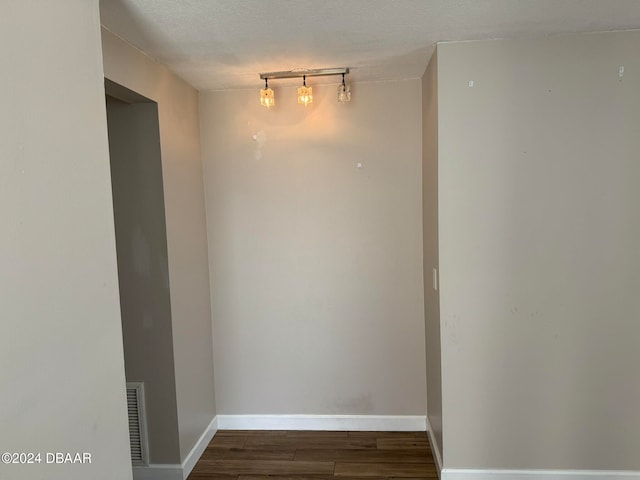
[
  {"x1": 200, "y1": 80, "x2": 426, "y2": 416},
  {"x1": 0, "y1": 1, "x2": 132, "y2": 479},
  {"x1": 101, "y1": 29, "x2": 216, "y2": 461},
  {"x1": 422, "y1": 52, "x2": 443, "y2": 463},
  {"x1": 438, "y1": 31, "x2": 640, "y2": 470}
]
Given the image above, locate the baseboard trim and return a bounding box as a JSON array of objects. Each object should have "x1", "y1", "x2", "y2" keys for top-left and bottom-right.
[
  {"x1": 442, "y1": 469, "x2": 640, "y2": 480},
  {"x1": 216, "y1": 414, "x2": 426, "y2": 431},
  {"x1": 425, "y1": 416, "x2": 443, "y2": 477},
  {"x1": 133, "y1": 464, "x2": 182, "y2": 480},
  {"x1": 182, "y1": 415, "x2": 218, "y2": 479},
  {"x1": 132, "y1": 415, "x2": 218, "y2": 480}
]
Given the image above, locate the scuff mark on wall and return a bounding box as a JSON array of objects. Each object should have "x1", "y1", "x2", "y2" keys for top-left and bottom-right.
[
  {"x1": 333, "y1": 393, "x2": 373, "y2": 414},
  {"x1": 445, "y1": 314, "x2": 461, "y2": 350},
  {"x1": 252, "y1": 130, "x2": 267, "y2": 160}
]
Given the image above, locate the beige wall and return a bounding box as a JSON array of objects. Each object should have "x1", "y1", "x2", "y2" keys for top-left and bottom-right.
[
  {"x1": 0, "y1": 1, "x2": 131, "y2": 479},
  {"x1": 421, "y1": 53, "x2": 443, "y2": 461},
  {"x1": 200, "y1": 80, "x2": 426, "y2": 415},
  {"x1": 106, "y1": 99, "x2": 181, "y2": 463},
  {"x1": 101, "y1": 29, "x2": 216, "y2": 461},
  {"x1": 438, "y1": 31, "x2": 640, "y2": 470}
]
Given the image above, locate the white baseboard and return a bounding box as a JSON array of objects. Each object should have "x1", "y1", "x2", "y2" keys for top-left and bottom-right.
[
  {"x1": 182, "y1": 415, "x2": 218, "y2": 479},
  {"x1": 426, "y1": 416, "x2": 443, "y2": 477},
  {"x1": 132, "y1": 415, "x2": 218, "y2": 480},
  {"x1": 216, "y1": 414, "x2": 426, "y2": 431},
  {"x1": 442, "y1": 469, "x2": 640, "y2": 480},
  {"x1": 133, "y1": 464, "x2": 182, "y2": 480}
]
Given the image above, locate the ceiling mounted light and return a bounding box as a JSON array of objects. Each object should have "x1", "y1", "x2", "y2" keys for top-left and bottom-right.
[
  {"x1": 258, "y1": 68, "x2": 350, "y2": 107},
  {"x1": 297, "y1": 75, "x2": 313, "y2": 107},
  {"x1": 260, "y1": 78, "x2": 274, "y2": 108},
  {"x1": 337, "y1": 73, "x2": 351, "y2": 103}
]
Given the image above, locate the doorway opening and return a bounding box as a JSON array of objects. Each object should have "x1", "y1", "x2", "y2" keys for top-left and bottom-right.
[{"x1": 105, "y1": 79, "x2": 181, "y2": 466}]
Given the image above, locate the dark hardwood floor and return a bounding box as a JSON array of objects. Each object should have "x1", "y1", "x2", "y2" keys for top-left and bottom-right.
[{"x1": 188, "y1": 430, "x2": 438, "y2": 480}]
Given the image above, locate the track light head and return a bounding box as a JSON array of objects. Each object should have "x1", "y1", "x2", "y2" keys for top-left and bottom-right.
[{"x1": 260, "y1": 78, "x2": 275, "y2": 108}]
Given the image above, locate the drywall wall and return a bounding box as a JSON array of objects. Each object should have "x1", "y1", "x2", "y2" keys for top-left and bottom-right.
[
  {"x1": 421, "y1": 52, "x2": 443, "y2": 463},
  {"x1": 438, "y1": 30, "x2": 640, "y2": 470},
  {"x1": 106, "y1": 98, "x2": 181, "y2": 464},
  {"x1": 0, "y1": 1, "x2": 132, "y2": 479},
  {"x1": 200, "y1": 80, "x2": 427, "y2": 415},
  {"x1": 101, "y1": 29, "x2": 216, "y2": 461}
]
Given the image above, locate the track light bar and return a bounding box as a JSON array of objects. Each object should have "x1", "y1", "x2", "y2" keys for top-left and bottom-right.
[
  {"x1": 260, "y1": 67, "x2": 349, "y2": 80},
  {"x1": 258, "y1": 67, "x2": 351, "y2": 107}
]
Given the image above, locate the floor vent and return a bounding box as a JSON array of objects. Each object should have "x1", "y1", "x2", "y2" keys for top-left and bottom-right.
[{"x1": 126, "y1": 382, "x2": 149, "y2": 466}]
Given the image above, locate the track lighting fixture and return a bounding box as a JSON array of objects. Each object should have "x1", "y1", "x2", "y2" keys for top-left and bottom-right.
[
  {"x1": 260, "y1": 78, "x2": 274, "y2": 108},
  {"x1": 258, "y1": 68, "x2": 350, "y2": 107}
]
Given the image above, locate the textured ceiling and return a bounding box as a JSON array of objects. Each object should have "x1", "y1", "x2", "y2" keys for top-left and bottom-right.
[{"x1": 99, "y1": 0, "x2": 640, "y2": 91}]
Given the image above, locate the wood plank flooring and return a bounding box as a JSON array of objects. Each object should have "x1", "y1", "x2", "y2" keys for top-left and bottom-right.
[{"x1": 188, "y1": 430, "x2": 438, "y2": 480}]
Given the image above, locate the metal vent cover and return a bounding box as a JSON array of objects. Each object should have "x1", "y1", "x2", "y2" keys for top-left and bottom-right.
[{"x1": 126, "y1": 382, "x2": 149, "y2": 466}]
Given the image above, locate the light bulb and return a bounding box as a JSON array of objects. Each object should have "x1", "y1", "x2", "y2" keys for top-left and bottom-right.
[
  {"x1": 338, "y1": 83, "x2": 351, "y2": 103},
  {"x1": 297, "y1": 76, "x2": 313, "y2": 106},
  {"x1": 260, "y1": 79, "x2": 274, "y2": 108}
]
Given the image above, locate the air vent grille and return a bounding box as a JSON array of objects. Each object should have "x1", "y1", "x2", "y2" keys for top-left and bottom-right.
[{"x1": 126, "y1": 382, "x2": 148, "y2": 466}]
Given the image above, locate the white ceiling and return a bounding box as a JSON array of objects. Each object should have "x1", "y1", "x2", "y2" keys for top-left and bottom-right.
[{"x1": 99, "y1": 0, "x2": 640, "y2": 91}]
